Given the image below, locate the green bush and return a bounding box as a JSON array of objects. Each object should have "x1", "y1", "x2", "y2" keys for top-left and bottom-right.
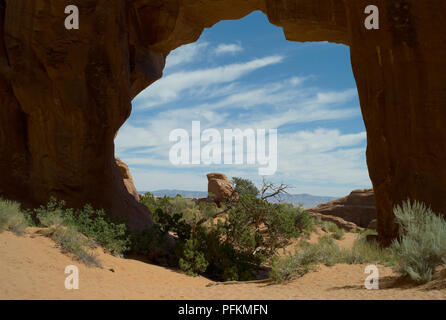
[
  {"x1": 197, "y1": 226, "x2": 263, "y2": 281},
  {"x1": 391, "y1": 200, "x2": 446, "y2": 283},
  {"x1": 65, "y1": 205, "x2": 129, "y2": 256},
  {"x1": 0, "y1": 198, "x2": 28, "y2": 235},
  {"x1": 128, "y1": 227, "x2": 167, "y2": 256},
  {"x1": 35, "y1": 198, "x2": 129, "y2": 256},
  {"x1": 139, "y1": 179, "x2": 313, "y2": 281},
  {"x1": 178, "y1": 238, "x2": 209, "y2": 276}
]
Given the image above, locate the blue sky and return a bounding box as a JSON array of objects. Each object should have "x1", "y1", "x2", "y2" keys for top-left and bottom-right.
[{"x1": 115, "y1": 11, "x2": 371, "y2": 197}]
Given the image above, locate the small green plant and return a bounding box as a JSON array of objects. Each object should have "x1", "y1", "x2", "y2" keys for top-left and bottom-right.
[
  {"x1": 391, "y1": 200, "x2": 446, "y2": 283},
  {"x1": 0, "y1": 198, "x2": 28, "y2": 235},
  {"x1": 320, "y1": 221, "x2": 345, "y2": 240}
]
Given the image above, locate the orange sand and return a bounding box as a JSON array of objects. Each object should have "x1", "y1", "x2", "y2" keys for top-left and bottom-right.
[{"x1": 0, "y1": 228, "x2": 445, "y2": 300}]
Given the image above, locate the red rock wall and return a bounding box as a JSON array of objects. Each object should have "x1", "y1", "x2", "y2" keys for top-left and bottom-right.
[
  {"x1": 346, "y1": 0, "x2": 446, "y2": 244},
  {"x1": 1, "y1": 0, "x2": 445, "y2": 242}
]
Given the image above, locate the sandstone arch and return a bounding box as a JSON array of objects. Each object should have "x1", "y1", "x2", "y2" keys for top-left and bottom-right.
[{"x1": 1, "y1": 0, "x2": 445, "y2": 244}]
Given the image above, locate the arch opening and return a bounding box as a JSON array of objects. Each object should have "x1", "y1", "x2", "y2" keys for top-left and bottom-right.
[{"x1": 117, "y1": 11, "x2": 371, "y2": 209}]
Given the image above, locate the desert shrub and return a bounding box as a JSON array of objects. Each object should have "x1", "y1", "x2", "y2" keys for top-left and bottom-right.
[
  {"x1": 270, "y1": 236, "x2": 342, "y2": 283},
  {"x1": 224, "y1": 178, "x2": 309, "y2": 256},
  {"x1": 138, "y1": 194, "x2": 263, "y2": 280},
  {"x1": 313, "y1": 233, "x2": 394, "y2": 266},
  {"x1": 35, "y1": 198, "x2": 129, "y2": 256},
  {"x1": 343, "y1": 235, "x2": 395, "y2": 266},
  {"x1": 196, "y1": 226, "x2": 264, "y2": 281},
  {"x1": 273, "y1": 202, "x2": 314, "y2": 235},
  {"x1": 391, "y1": 200, "x2": 446, "y2": 283},
  {"x1": 49, "y1": 225, "x2": 102, "y2": 267},
  {"x1": 301, "y1": 235, "x2": 346, "y2": 267},
  {"x1": 270, "y1": 232, "x2": 397, "y2": 283},
  {"x1": 0, "y1": 198, "x2": 28, "y2": 235},
  {"x1": 178, "y1": 238, "x2": 209, "y2": 276},
  {"x1": 35, "y1": 200, "x2": 66, "y2": 227},
  {"x1": 139, "y1": 179, "x2": 312, "y2": 281},
  {"x1": 64, "y1": 205, "x2": 129, "y2": 256},
  {"x1": 269, "y1": 250, "x2": 315, "y2": 283},
  {"x1": 128, "y1": 226, "x2": 167, "y2": 256},
  {"x1": 320, "y1": 221, "x2": 345, "y2": 240}
]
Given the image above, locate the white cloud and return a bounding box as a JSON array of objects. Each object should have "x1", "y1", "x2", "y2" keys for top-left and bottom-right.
[
  {"x1": 165, "y1": 42, "x2": 209, "y2": 69},
  {"x1": 275, "y1": 129, "x2": 369, "y2": 187},
  {"x1": 145, "y1": 75, "x2": 358, "y2": 130},
  {"x1": 279, "y1": 129, "x2": 366, "y2": 153},
  {"x1": 214, "y1": 43, "x2": 243, "y2": 55},
  {"x1": 313, "y1": 89, "x2": 358, "y2": 105},
  {"x1": 116, "y1": 124, "x2": 370, "y2": 196},
  {"x1": 133, "y1": 55, "x2": 284, "y2": 109},
  {"x1": 243, "y1": 105, "x2": 359, "y2": 130}
]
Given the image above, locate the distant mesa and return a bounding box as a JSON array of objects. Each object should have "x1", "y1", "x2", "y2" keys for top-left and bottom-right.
[{"x1": 144, "y1": 191, "x2": 337, "y2": 209}]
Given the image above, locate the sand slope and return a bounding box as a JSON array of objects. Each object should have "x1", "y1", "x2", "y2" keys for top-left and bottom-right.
[{"x1": 0, "y1": 229, "x2": 445, "y2": 300}]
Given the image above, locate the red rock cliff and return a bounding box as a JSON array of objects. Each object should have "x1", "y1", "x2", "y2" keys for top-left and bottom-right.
[{"x1": 1, "y1": 0, "x2": 445, "y2": 243}]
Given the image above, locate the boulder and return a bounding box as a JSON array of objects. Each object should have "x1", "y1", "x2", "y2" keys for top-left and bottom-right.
[
  {"x1": 206, "y1": 173, "x2": 236, "y2": 205},
  {"x1": 308, "y1": 189, "x2": 376, "y2": 228}
]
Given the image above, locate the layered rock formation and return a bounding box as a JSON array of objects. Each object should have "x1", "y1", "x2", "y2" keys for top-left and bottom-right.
[
  {"x1": 1, "y1": 0, "x2": 446, "y2": 243},
  {"x1": 308, "y1": 189, "x2": 376, "y2": 228},
  {"x1": 310, "y1": 212, "x2": 364, "y2": 232}
]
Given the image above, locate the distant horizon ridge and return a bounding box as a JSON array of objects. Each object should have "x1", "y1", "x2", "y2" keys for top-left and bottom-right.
[{"x1": 141, "y1": 189, "x2": 338, "y2": 208}]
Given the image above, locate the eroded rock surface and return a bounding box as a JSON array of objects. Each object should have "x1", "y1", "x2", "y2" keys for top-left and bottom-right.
[
  {"x1": 310, "y1": 212, "x2": 364, "y2": 232},
  {"x1": 115, "y1": 158, "x2": 141, "y2": 202},
  {"x1": 1, "y1": 0, "x2": 446, "y2": 243},
  {"x1": 308, "y1": 189, "x2": 376, "y2": 228}
]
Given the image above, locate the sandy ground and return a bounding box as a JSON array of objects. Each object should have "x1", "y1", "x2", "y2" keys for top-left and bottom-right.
[{"x1": 0, "y1": 228, "x2": 445, "y2": 300}]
